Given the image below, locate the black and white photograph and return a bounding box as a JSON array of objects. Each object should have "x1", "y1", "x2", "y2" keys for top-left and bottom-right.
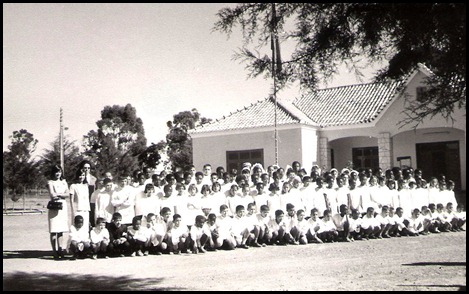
[{"x1": 3, "y1": 3, "x2": 466, "y2": 291}]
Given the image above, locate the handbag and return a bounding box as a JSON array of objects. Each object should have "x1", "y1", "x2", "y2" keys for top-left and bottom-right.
[{"x1": 47, "y1": 200, "x2": 63, "y2": 210}]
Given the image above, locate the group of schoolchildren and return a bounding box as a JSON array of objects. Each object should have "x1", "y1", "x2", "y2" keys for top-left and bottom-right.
[{"x1": 67, "y1": 161, "x2": 466, "y2": 260}]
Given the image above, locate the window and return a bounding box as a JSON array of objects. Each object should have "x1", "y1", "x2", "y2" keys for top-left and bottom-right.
[
  {"x1": 416, "y1": 86, "x2": 429, "y2": 102},
  {"x1": 352, "y1": 147, "x2": 379, "y2": 170},
  {"x1": 226, "y1": 149, "x2": 264, "y2": 173}
]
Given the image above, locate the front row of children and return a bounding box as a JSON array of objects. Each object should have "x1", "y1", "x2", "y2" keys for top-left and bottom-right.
[{"x1": 67, "y1": 201, "x2": 466, "y2": 260}]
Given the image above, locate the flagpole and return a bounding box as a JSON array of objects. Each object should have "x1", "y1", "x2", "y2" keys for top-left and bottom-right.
[{"x1": 271, "y1": 3, "x2": 279, "y2": 166}]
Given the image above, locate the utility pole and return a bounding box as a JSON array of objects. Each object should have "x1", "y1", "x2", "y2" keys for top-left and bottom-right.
[
  {"x1": 59, "y1": 107, "x2": 64, "y2": 173},
  {"x1": 271, "y1": 3, "x2": 281, "y2": 165}
]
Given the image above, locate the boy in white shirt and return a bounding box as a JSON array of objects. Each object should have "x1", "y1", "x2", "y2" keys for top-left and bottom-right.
[
  {"x1": 306, "y1": 208, "x2": 323, "y2": 244},
  {"x1": 90, "y1": 217, "x2": 110, "y2": 259},
  {"x1": 317, "y1": 209, "x2": 339, "y2": 243},
  {"x1": 360, "y1": 207, "x2": 381, "y2": 239},
  {"x1": 127, "y1": 216, "x2": 149, "y2": 257},
  {"x1": 169, "y1": 214, "x2": 190, "y2": 254},
  {"x1": 189, "y1": 215, "x2": 211, "y2": 254},
  {"x1": 231, "y1": 205, "x2": 250, "y2": 249},
  {"x1": 68, "y1": 215, "x2": 91, "y2": 260},
  {"x1": 267, "y1": 209, "x2": 288, "y2": 245}
]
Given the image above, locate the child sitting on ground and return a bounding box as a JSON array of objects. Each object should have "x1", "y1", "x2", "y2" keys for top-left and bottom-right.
[
  {"x1": 169, "y1": 214, "x2": 190, "y2": 254},
  {"x1": 90, "y1": 217, "x2": 110, "y2": 259},
  {"x1": 266, "y1": 209, "x2": 287, "y2": 245},
  {"x1": 107, "y1": 212, "x2": 131, "y2": 257},
  {"x1": 189, "y1": 215, "x2": 211, "y2": 254},
  {"x1": 231, "y1": 205, "x2": 250, "y2": 249},
  {"x1": 68, "y1": 215, "x2": 91, "y2": 260},
  {"x1": 127, "y1": 216, "x2": 149, "y2": 257},
  {"x1": 256, "y1": 205, "x2": 271, "y2": 246}
]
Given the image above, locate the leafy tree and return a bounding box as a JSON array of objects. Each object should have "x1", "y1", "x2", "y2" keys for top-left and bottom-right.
[
  {"x1": 213, "y1": 3, "x2": 465, "y2": 126},
  {"x1": 165, "y1": 108, "x2": 211, "y2": 170},
  {"x1": 83, "y1": 104, "x2": 147, "y2": 178},
  {"x1": 37, "y1": 135, "x2": 85, "y2": 183},
  {"x1": 3, "y1": 129, "x2": 41, "y2": 194},
  {"x1": 138, "y1": 141, "x2": 163, "y2": 169}
]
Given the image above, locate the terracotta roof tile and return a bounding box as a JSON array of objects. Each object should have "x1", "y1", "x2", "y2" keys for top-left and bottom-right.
[
  {"x1": 191, "y1": 97, "x2": 302, "y2": 134},
  {"x1": 292, "y1": 81, "x2": 405, "y2": 127},
  {"x1": 192, "y1": 80, "x2": 406, "y2": 134}
]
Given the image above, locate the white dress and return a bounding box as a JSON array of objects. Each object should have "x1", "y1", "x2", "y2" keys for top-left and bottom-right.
[{"x1": 48, "y1": 179, "x2": 69, "y2": 233}]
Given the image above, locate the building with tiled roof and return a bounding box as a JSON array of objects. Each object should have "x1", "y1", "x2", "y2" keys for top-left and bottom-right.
[{"x1": 190, "y1": 64, "x2": 466, "y2": 190}]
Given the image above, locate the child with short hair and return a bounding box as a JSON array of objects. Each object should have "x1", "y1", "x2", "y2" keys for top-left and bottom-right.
[
  {"x1": 245, "y1": 202, "x2": 262, "y2": 247},
  {"x1": 189, "y1": 215, "x2": 211, "y2": 254},
  {"x1": 206, "y1": 213, "x2": 221, "y2": 250},
  {"x1": 267, "y1": 183, "x2": 282, "y2": 219},
  {"x1": 231, "y1": 205, "x2": 250, "y2": 248},
  {"x1": 348, "y1": 209, "x2": 363, "y2": 240},
  {"x1": 317, "y1": 210, "x2": 339, "y2": 243},
  {"x1": 402, "y1": 208, "x2": 424, "y2": 236},
  {"x1": 284, "y1": 203, "x2": 299, "y2": 245},
  {"x1": 389, "y1": 207, "x2": 406, "y2": 237},
  {"x1": 107, "y1": 212, "x2": 131, "y2": 257},
  {"x1": 256, "y1": 205, "x2": 271, "y2": 246},
  {"x1": 94, "y1": 178, "x2": 114, "y2": 225},
  {"x1": 266, "y1": 209, "x2": 287, "y2": 245},
  {"x1": 169, "y1": 214, "x2": 190, "y2": 254},
  {"x1": 295, "y1": 209, "x2": 309, "y2": 245},
  {"x1": 90, "y1": 217, "x2": 110, "y2": 259},
  {"x1": 436, "y1": 203, "x2": 452, "y2": 232},
  {"x1": 146, "y1": 212, "x2": 166, "y2": 255},
  {"x1": 306, "y1": 208, "x2": 323, "y2": 244},
  {"x1": 454, "y1": 204, "x2": 466, "y2": 231},
  {"x1": 68, "y1": 215, "x2": 91, "y2": 260},
  {"x1": 360, "y1": 207, "x2": 381, "y2": 239},
  {"x1": 374, "y1": 205, "x2": 392, "y2": 238},
  {"x1": 127, "y1": 216, "x2": 149, "y2": 257},
  {"x1": 332, "y1": 204, "x2": 353, "y2": 242}
]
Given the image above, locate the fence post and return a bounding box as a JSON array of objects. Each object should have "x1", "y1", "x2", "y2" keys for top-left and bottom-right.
[{"x1": 3, "y1": 188, "x2": 7, "y2": 215}]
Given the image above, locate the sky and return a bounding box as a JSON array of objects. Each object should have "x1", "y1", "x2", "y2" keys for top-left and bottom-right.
[{"x1": 3, "y1": 3, "x2": 381, "y2": 159}]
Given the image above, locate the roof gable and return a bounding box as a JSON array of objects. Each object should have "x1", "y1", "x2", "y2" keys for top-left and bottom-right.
[
  {"x1": 292, "y1": 80, "x2": 405, "y2": 127},
  {"x1": 191, "y1": 97, "x2": 306, "y2": 134}
]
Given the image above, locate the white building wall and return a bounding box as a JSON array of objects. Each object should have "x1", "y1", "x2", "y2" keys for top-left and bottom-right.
[
  {"x1": 300, "y1": 126, "x2": 319, "y2": 173},
  {"x1": 392, "y1": 127, "x2": 466, "y2": 189},
  {"x1": 329, "y1": 136, "x2": 378, "y2": 170},
  {"x1": 192, "y1": 125, "x2": 305, "y2": 171}
]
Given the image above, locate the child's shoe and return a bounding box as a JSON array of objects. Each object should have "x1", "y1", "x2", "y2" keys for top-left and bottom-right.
[
  {"x1": 137, "y1": 250, "x2": 144, "y2": 257},
  {"x1": 92, "y1": 254, "x2": 98, "y2": 260},
  {"x1": 131, "y1": 252, "x2": 136, "y2": 257},
  {"x1": 198, "y1": 247, "x2": 207, "y2": 253},
  {"x1": 143, "y1": 251, "x2": 149, "y2": 256}
]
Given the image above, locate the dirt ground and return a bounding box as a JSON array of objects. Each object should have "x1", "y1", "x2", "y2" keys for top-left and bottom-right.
[{"x1": 3, "y1": 213, "x2": 466, "y2": 291}]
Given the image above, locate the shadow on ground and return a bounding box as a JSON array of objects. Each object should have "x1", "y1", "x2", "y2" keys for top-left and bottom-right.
[
  {"x1": 397, "y1": 285, "x2": 466, "y2": 291},
  {"x1": 402, "y1": 262, "x2": 466, "y2": 267},
  {"x1": 3, "y1": 271, "x2": 184, "y2": 291},
  {"x1": 3, "y1": 250, "x2": 53, "y2": 260}
]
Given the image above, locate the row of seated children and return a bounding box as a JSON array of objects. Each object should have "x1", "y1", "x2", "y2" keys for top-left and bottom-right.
[{"x1": 68, "y1": 200, "x2": 465, "y2": 259}]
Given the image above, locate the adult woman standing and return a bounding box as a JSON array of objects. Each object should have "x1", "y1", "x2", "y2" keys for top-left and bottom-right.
[
  {"x1": 77, "y1": 160, "x2": 97, "y2": 226},
  {"x1": 47, "y1": 164, "x2": 70, "y2": 260},
  {"x1": 70, "y1": 170, "x2": 91, "y2": 231}
]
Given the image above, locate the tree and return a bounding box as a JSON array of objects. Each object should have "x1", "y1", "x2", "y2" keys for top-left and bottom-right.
[
  {"x1": 138, "y1": 141, "x2": 163, "y2": 169},
  {"x1": 213, "y1": 3, "x2": 466, "y2": 126},
  {"x1": 3, "y1": 129, "x2": 41, "y2": 194},
  {"x1": 83, "y1": 104, "x2": 147, "y2": 178},
  {"x1": 165, "y1": 108, "x2": 212, "y2": 170},
  {"x1": 37, "y1": 135, "x2": 85, "y2": 183}
]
